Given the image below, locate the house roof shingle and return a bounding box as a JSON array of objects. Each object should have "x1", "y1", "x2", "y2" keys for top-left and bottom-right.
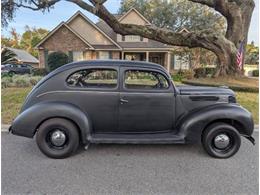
[
  {"x1": 96, "y1": 19, "x2": 173, "y2": 50},
  {"x1": 7, "y1": 47, "x2": 39, "y2": 63}
]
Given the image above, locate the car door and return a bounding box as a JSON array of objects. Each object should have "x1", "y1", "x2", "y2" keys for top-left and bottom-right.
[
  {"x1": 66, "y1": 67, "x2": 120, "y2": 133},
  {"x1": 21, "y1": 64, "x2": 30, "y2": 74},
  {"x1": 118, "y1": 67, "x2": 175, "y2": 133}
]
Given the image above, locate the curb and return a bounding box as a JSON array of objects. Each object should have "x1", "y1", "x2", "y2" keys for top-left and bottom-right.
[{"x1": 1, "y1": 124, "x2": 259, "y2": 132}]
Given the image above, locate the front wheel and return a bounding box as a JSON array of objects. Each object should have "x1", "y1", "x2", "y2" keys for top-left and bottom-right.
[
  {"x1": 202, "y1": 122, "x2": 241, "y2": 158},
  {"x1": 36, "y1": 118, "x2": 79, "y2": 159}
]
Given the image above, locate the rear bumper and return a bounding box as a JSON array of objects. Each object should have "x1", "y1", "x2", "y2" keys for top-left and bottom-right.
[{"x1": 243, "y1": 135, "x2": 256, "y2": 145}]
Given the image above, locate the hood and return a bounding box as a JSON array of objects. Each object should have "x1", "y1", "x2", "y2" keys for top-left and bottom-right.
[{"x1": 177, "y1": 85, "x2": 235, "y2": 96}]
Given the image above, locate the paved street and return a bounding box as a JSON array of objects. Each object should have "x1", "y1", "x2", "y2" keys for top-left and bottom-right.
[{"x1": 2, "y1": 132, "x2": 258, "y2": 195}]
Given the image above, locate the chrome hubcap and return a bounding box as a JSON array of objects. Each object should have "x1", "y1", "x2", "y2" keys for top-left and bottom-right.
[
  {"x1": 50, "y1": 130, "x2": 66, "y2": 147},
  {"x1": 214, "y1": 134, "x2": 230, "y2": 149}
]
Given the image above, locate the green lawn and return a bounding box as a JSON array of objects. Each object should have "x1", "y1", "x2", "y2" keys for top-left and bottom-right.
[
  {"x1": 1, "y1": 87, "x2": 32, "y2": 124},
  {"x1": 1, "y1": 87, "x2": 259, "y2": 124},
  {"x1": 236, "y1": 92, "x2": 259, "y2": 124},
  {"x1": 184, "y1": 77, "x2": 258, "y2": 88}
]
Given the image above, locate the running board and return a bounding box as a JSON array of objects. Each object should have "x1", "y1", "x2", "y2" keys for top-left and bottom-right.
[{"x1": 89, "y1": 133, "x2": 185, "y2": 144}]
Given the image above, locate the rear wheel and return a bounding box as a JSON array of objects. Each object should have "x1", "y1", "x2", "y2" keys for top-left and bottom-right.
[
  {"x1": 202, "y1": 122, "x2": 241, "y2": 158},
  {"x1": 36, "y1": 118, "x2": 79, "y2": 159}
]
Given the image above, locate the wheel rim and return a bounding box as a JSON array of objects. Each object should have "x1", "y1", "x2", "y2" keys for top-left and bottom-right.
[
  {"x1": 214, "y1": 133, "x2": 230, "y2": 149},
  {"x1": 49, "y1": 129, "x2": 67, "y2": 147}
]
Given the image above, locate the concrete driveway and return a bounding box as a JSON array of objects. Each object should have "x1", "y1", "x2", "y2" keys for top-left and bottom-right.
[{"x1": 2, "y1": 132, "x2": 258, "y2": 195}]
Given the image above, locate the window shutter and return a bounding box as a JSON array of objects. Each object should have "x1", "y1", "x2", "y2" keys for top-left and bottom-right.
[{"x1": 109, "y1": 51, "x2": 112, "y2": 59}]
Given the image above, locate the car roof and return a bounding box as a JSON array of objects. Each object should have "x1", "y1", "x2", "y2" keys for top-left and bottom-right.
[{"x1": 59, "y1": 60, "x2": 165, "y2": 71}]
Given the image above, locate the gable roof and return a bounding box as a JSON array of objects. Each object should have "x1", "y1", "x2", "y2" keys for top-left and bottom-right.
[
  {"x1": 66, "y1": 11, "x2": 122, "y2": 49},
  {"x1": 36, "y1": 22, "x2": 94, "y2": 49},
  {"x1": 7, "y1": 47, "x2": 39, "y2": 63},
  {"x1": 96, "y1": 19, "x2": 173, "y2": 49},
  {"x1": 118, "y1": 8, "x2": 151, "y2": 25}
]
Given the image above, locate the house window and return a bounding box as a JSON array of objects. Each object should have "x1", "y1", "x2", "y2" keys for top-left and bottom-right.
[
  {"x1": 73, "y1": 51, "x2": 84, "y2": 61},
  {"x1": 125, "y1": 35, "x2": 141, "y2": 42},
  {"x1": 99, "y1": 51, "x2": 110, "y2": 59},
  {"x1": 140, "y1": 37, "x2": 143, "y2": 41},
  {"x1": 66, "y1": 69, "x2": 118, "y2": 88}
]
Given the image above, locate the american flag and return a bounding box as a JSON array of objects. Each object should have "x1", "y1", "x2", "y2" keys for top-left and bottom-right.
[{"x1": 236, "y1": 40, "x2": 244, "y2": 70}]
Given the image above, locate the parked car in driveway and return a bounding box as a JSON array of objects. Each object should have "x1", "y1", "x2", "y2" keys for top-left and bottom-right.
[
  {"x1": 1, "y1": 64, "x2": 33, "y2": 75},
  {"x1": 9, "y1": 60, "x2": 255, "y2": 159}
]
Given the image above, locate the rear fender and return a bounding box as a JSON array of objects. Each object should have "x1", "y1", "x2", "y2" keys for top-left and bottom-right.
[
  {"x1": 10, "y1": 102, "x2": 92, "y2": 144},
  {"x1": 176, "y1": 104, "x2": 254, "y2": 143}
]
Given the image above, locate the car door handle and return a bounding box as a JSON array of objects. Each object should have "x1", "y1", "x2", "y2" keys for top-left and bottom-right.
[{"x1": 120, "y1": 98, "x2": 129, "y2": 104}]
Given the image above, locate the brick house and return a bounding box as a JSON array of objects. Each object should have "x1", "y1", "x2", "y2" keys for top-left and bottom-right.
[{"x1": 37, "y1": 8, "x2": 191, "y2": 72}]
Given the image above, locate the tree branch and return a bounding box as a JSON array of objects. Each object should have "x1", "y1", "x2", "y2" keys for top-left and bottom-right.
[{"x1": 15, "y1": 0, "x2": 61, "y2": 11}]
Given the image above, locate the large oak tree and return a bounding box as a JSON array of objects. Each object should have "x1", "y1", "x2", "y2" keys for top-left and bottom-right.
[{"x1": 2, "y1": 0, "x2": 255, "y2": 76}]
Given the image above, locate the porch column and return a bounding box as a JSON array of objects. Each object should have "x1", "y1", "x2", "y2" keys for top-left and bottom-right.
[
  {"x1": 121, "y1": 51, "x2": 124, "y2": 60},
  {"x1": 146, "y1": 51, "x2": 149, "y2": 62},
  {"x1": 167, "y1": 51, "x2": 171, "y2": 73}
]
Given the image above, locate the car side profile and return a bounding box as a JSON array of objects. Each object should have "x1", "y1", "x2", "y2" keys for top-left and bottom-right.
[
  {"x1": 1, "y1": 64, "x2": 33, "y2": 75},
  {"x1": 9, "y1": 60, "x2": 255, "y2": 159}
]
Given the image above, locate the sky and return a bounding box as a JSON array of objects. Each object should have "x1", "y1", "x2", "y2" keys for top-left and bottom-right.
[{"x1": 1, "y1": 0, "x2": 259, "y2": 45}]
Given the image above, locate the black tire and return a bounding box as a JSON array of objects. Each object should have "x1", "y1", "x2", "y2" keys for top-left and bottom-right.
[
  {"x1": 36, "y1": 118, "x2": 79, "y2": 159},
  {"x1": 202, "y1": 122, "x2": 241, "y2": 158}
]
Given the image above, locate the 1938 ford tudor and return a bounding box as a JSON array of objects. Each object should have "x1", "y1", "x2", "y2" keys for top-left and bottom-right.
[{"x1": 9, "y1": 60, "x2": 255, "y2": 159}]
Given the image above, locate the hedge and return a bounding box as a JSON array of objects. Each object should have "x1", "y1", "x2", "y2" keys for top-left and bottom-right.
[
  {"x1": 1, "y1": 74, "x2": 43, "y2": 88},
  {"x1": 48, "y1": 51, "x2": 69, "y2": 71},
  {"x1": 252, "y1": 70, "x2": 259, "y2": 77},
  {"x1": 32, "y1": 68, "x2": 48, "y2": 76},
  {"x1": 182, "y1": 80, "x2": 258, "y2": 93},
  {"x1": 171, "y1": 69, "x2": 194, "y2": 82}
]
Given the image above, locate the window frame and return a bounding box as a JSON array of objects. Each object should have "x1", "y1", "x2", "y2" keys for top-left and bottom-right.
[
  {"x1": 121, "y1": 67, "x2": 172, "y2": 93},
  {"x1": 66, "y1": 67, "x2": 119, "y2": 91}
]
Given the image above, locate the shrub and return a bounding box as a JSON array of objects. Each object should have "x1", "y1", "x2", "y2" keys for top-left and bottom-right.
[
  {"x1": 1, "y1": 74, "x2": 43, "y2": 88},
  {"x1": 171, "y1": 69, "x2": 194, "y2": 82},
  {"x1": 194, "y1": 67, "x2": 216, "y2": 78},
  {"x1": 252, "y1": 70, "x2": 259, "y2": 77},
  {"x1": 1, "y1": 76, "x2": 13, "y2": 88},
  {"x1": 32, "y1": 68, "x2": 48, "y2": 76},
  {"x1": 48, "y1": 52, "x2": 69, "y2": 71}
]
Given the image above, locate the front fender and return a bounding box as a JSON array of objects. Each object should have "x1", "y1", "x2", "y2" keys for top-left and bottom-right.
[
  {"x1": 176, "y1": 103, "x2": 254, "y2": 143},
  {"x1": 10, "y1": 101, "x2": 92, "y2": 144}
]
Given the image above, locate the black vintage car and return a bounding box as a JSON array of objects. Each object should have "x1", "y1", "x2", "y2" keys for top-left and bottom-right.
[{"x1": 10, "y1": 60, "x2": 255, "y2": 159}]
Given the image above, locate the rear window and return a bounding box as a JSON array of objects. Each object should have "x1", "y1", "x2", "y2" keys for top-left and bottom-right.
[{"x1": 67, "y1": 69, "x2": 118, "y2": 88}]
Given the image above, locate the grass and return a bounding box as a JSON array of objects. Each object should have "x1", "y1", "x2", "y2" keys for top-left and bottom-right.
[
  {"x1": 1, "y1": 86, "x2": 259, "y2": 125},
  {"x1": 236, "y1": 92, "x2": 259, "y2": 124},
  {"x1": 190, "y1": 77, "x2": 259, "y2": 88},
  {"x1": 1, "y1": 87, "x2": 32, "y2": 124}
]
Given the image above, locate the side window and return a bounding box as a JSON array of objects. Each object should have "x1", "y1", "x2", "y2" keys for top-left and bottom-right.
[
  {"x1": 124, "y1": 70, "x2": 169, "y2": 90},
  {"x1": 67, "y1": 69, "x2": 118, "y2": 88}
]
